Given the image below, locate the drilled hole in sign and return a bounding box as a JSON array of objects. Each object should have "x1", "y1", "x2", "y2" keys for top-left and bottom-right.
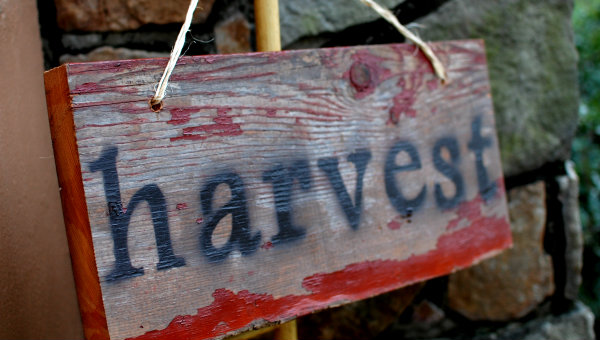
[{"x1": 150, "y1": 99, "x2": 163, "y2": 112}]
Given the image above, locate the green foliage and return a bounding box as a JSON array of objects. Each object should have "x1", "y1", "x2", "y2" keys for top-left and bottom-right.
[{"x1": 572, "y1": 0, "x2": 600, "y2": 320}]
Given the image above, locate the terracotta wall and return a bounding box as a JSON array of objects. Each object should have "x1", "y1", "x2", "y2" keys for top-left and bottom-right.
[{"x1": 0, "y1": 0, "x2": 83, "y2": 338}]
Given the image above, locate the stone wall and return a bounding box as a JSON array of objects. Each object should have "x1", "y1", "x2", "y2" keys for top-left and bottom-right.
[{"x1": 35, "y1": 0, "x2": 592, "y2": 339}]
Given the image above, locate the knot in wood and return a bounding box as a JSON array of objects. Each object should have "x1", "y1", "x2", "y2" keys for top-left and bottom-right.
[{"x1": 349, "y1": 62, "x2": 373, "y2": 93}]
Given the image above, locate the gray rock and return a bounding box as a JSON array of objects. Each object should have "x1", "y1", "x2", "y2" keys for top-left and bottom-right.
[
  {"x1": 403, "y1": 302, "x2": 595, "y2": 340},
  {"x1": 60, "y1": 46, "x2": 168, "y2": 64},
  {"x1": 416, "y1": 0, "x2": 579, "y2": 176},
  {"x1": 215, "y1": 12, "x2": 251, "y2": 54},
  {"x1": 558, "y1": 161, "x2": 584, "y2": 301},
  {"x1": 61, "y1": 33, "x2": 103, "y2": 51},
  {"x1": 447, "y1": 181, "x2": 555, "y2": 321},
  {"x1": 279, "y1": 0, "x2": 405, "y2": 47},
  {"x1": 483, "y1": 302, "x2": 596, "y2": 340},
  {"x1": 297, "y1": 283, "x2": 423, "y2": 340},
  {"x1": 521, "y1": 302, "x2": 595, "y2": 340}
]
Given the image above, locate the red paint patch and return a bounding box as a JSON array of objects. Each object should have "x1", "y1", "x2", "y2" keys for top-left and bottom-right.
[
  {"x1": 388, "y1": 75, "x2": 424, "y2": 124},
  {"x1": 387, "y1": 219, "x2": 403, "y2": 230},
  {"x1": 72, "y1": 82, "x2": 102, "y2": 94},
  {"x1": 319, "y1": 49, "x2": 339, "y2": 68},
  {"x1": 168, "y1": 108, "x2": 200, "y2": 125},
  {"x1": 447, "y1": 179, "x2": 505, "y2": 231},
  {"x1": 261, "y1": 241, "x2": 273, "y2": 250},
  {"x1": 171, "y1": 108, "x2": 243, "y2": 142},
  {"x1": 203, "y1": 55, "x2": 218, "y2": 64},
  {"x1": 196, "y1": 218, "x2": 204, "y2": 224},
  {"x1": 129, "y1": 193, "x2": 511, "y2": 340},
  {"x1": 176, "y1": 203, "x2": 188, "y2": 210}
]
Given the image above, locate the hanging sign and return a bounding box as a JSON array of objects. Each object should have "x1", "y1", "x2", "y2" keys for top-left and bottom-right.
[{"x1": 45, "y1": 40, "x2": 512, "y2": 340}]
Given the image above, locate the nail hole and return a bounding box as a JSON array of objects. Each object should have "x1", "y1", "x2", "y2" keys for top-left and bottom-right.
[{"x1": 149, "y1": 99, "x2": 163, "y2": 112}]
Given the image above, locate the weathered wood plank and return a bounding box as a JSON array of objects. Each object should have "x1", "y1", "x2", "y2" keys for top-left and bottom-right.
[{"x1": 45, "y1": 40, "x2": 512, "y2": 340}]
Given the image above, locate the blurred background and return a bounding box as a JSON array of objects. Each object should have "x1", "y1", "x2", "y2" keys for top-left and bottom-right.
[{"x1": 1, "y1": 0, "x2": 598, "y2": 338}]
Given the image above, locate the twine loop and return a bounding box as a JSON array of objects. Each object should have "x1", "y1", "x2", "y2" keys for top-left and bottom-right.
[
  {"x1": 150, "y1": 0, "x2": 199, "y2": 112},
  {"x1": 359, "y1": 0, "x2": 447, "y2": 83},
  {"x1": 150, "y1": 0, "x2": 447, "y2": 112}
]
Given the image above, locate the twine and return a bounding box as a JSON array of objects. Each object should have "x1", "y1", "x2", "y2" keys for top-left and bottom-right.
[
  {"x1": 150, "y1": 0, "x2": 199, "y2": 111},
  {"x1": 358, "y1": 0, "x2": 447, "y2": 83},
  {"x1": 150, "y1": 0, "x2": 446, "y2": 112}
]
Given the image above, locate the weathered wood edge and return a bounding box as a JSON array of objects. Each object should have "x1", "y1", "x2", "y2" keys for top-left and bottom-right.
[{"x1": 44, "y1": 65, "x2": 110, "y2": 340}]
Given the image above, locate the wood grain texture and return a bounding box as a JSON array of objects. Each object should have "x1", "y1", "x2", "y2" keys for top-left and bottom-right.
[{"x1": 45, "y1": 40, "x2": 512, "y2": 340}]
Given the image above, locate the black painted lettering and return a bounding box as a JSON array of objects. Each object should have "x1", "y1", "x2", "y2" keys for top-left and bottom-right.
[
  {"x1": 318, "y1": 149, "x2": 372, "y2": 230},
  {"x1": 200, "y1": 172, "x2": 261, "y2": 262},
  {"x1": 433, "y1": 136, "x2": 465, "y2": 209},
  {"x1": 90, "y1": 146, "x2": 185, "y2": 282},
  {"x1": 384, "y1": 141, "x2": 426, "y2": 216},
  {"x1": 468, "y1": 116, "x2": 497, "y2": 201},
  {"x1": 263, "y1": 159, "x2": 311, "y2": 244}
]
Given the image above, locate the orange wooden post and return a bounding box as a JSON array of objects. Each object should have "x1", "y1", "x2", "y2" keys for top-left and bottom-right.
[
  {"x1": 273, "y1": 320, "x2": 297, "y2": 340},
  {"x1": 254, "y1": 0, "x2": 281, "y2": 52},
  {"x1": 254, "y1": 1, "x2": 296, "y2": 339}
]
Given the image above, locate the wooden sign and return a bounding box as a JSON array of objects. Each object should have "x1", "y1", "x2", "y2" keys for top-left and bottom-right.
[{"x1": 45, "y1": 40, "x2": 512, "y2": 340}]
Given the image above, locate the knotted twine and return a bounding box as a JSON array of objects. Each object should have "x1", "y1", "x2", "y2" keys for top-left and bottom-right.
[{"x1": 150, "y1": 0, "x2": 199, "y2": 111}]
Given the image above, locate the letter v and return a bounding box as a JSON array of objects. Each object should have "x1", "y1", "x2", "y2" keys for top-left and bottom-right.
[{"x1": 318, "y1": 149, "x2": 372, "y2": 230}]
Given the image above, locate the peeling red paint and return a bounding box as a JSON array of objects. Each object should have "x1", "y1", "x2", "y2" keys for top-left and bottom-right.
[
  {"x1": 165, "y1": 104, "x2": 340, "y2": 121},
  {"x1": 78, "y1": 118, "x2": 149, "y2": 130},
  {"x1": 128, "y1": 193, "x2": 511, "y2": 340},
  {"x1": 168, "y1": 108, "x2": 200, "y2": 126},
  {"x1": 171, "y1": 108, "x2": 243, "y2": 142},
  {"x1": 69, "y1": 57, "x2": 165, "y2": 75},
  {"x1": 176, "y1": 203, "x2": 188, "y2": 210},
  {"x1": 261, "y1": 241, "x2": 273, "y2": 250},
  {"x1": 172, "y1": 71, "x2": 277, "y2": 83},
  {"x1": 447, "y1": 178, "x2": 505, "y2": 231},
  {"x1": 387, "y1": 219, "x2": 403, "y2": 230},
  {"x1": 388, "y1": 74, "x2": 424, "y2": 124},
  {"x1": 72, "y1": 82, "x2": 102, "y2": 94},
  {"x1": 202, "y1": 55, "x2": 218, "y2": 64},
  {"x1": 319, "y1": 49, "x2": 339, "y2": 68}
]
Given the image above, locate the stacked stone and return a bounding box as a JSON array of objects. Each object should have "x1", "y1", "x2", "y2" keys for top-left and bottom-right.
[{"x1": 40, "y1": 0, "x2": 592, "y2": 339}]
